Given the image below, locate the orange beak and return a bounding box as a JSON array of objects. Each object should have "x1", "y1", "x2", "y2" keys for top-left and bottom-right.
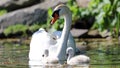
[{"x1": 50, "y1": 13, "x2": 59, "y2": 25}]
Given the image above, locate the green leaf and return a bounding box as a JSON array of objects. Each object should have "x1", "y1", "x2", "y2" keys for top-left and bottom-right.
[
  {"x1": 117, "y1": 7, "x2": 120, "y2": 13},
  {"x1": 96, "y1": 12, "x2": 105, "y2": 23},
  {"x1": 48, "y1": 8, "x2": 53, "y2": 16},
  {"x1": 103, "y1": 3, "x2": 111, "y2": 12},
  {"x1": 111, "y1": 16, "x2": 117, "y2": 26},
  {"x1": 103, "y1": 0, "x2": 110, "y2": 4}
]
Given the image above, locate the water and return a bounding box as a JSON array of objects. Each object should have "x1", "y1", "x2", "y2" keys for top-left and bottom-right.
[
  {"x1": 0, "y1": 39, "x2": 120, "y2": 68},
  {"x1": 0, "y1": 41, "x2": 29, "y2": 68}
]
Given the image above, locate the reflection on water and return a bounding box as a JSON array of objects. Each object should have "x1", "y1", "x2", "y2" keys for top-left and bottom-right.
[
  {"x1": 29, "y1": 60, "x2": 90, "y2": 68},
  {"x1": 29, "y1": 64, "x2": 89, "y2": 68},
  {"x1": 0, "y1": 39, "x2": 120, "y2": 68}
]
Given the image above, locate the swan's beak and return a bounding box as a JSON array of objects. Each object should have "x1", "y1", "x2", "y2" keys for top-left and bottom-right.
[{"x1": 50, "y1": 13, "x2": 59, "y2": 25}]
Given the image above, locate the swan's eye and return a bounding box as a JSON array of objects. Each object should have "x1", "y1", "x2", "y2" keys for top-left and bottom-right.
[{"x1": 52, "y1": 9, "x2": 60, "y2": 17}]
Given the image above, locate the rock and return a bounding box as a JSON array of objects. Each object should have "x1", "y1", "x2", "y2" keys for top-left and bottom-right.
[
  {"x1": 70, "y1": 28, "x2": 102, "y2": 38},
  {"x1": 70, "y1": 28, "x2": 88, "y2": 37},
  {"x1": 87, "y1": 30, "x2": 102, "y2": 38},
  {"x1": 0, "y1": 7, "x2": 47, "y2": 31},
  {"x1": 88, "y1": 30, "x2": 99, "y2": 36},
  {"x1": 0, "y1": 0, "x2": 68, "y2": 34},
  {"x1": 0, "y1": 0, "x2": 44, "y2": 11},
  {"x1": 76, "y1": 0, "x2": 90, "y2": 8}
]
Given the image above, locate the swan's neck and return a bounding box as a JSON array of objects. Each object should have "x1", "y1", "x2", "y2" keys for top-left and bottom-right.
[
  {"x1": 57, "y1": 13, "x2": 72, "y2": 60},
  {"x1": 60, "y1": 14, "x2": 72, "y2": 46}
]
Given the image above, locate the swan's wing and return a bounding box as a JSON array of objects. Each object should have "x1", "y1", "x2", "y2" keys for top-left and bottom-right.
[
  {"x1": 48, "y1": 45, "x2": 58, "y2": 57},
  {"x1": 29, "y1": 28, "x2": 56, "y2": 60},
  {"x1": 30, "y1": 28, "x2": 50, "y2": 48},
  {"x1": 53, "y1": 31, "x2": 62, "y2": 39},
  {"x1": 29, "y1": 28, "x2": 48, "y2": 60},
  {"x1": 67, "y1": 33, "x2": 76, "y2": 51},
  {"x1": 39, "y1": 28, "x2": 45, "y2": 31},
  {"x1": 30, "y1": 28, "x2": 57, "y2": 48}
]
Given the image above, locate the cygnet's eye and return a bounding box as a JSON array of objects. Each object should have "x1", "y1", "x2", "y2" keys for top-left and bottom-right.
[
  {"x1": 42, "y1": 54, "x2": 44, "y2": 57},
  {"x1": 53, "y1": 37, "x2": 56, "y2": 40},
  {"x1": 66, "y1": 53, "x2": 69, "y2": 57}
]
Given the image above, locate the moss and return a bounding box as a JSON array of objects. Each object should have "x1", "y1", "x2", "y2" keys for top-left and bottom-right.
[
  {"x1": 29, "y1": 24, "x2": 41, "y2": 32},
  {"x1": 3, "y1": 23, "x2": 48, "y2": 37},
  {"x1": 4, "y1": 24, "x2": 28, "y2": 36},
  {"x1": 0, "y1": 9, "x2": 7, "y2": 16}
]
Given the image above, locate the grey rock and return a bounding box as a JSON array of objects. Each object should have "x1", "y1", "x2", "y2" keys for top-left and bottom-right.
[
  {"x1": 76, "y1": 0, "x2": 90, "y2": 8},
  {"x1": 0, "y1": 0, "x2": 43, "y2": 11},
  {"x1": 71, "y1": 28, "x2": 88, "y2": 37},
  {"x1": 0, "y1": 0, "x2": 68, "y2": 33}
]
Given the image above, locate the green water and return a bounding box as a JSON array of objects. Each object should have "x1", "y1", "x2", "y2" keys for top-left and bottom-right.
[
  {"x1": 0, "y1": 39, "x2": 120, "y2": 68},
  {"x1": 0, "y1": 42, "x2": 29, "y2": 68}
]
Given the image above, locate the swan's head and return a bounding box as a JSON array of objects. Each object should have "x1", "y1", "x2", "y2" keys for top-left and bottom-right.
[
  {"x1": 66, "y1": 47, "x2": 75, "y2": 58},
  {"x1": 51, "y1": 4, "x2": 71, "y2": 24}
]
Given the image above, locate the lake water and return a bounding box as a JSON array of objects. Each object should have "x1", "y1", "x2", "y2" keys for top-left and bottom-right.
[{"x1": 0, "y1": 39, "x2": 120, "y2": 68}]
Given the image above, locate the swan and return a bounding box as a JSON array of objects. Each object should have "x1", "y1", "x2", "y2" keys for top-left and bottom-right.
[
  {"x1": 29, "y1": 4, "x2": 76, "y2": 64},
  {"x1": 66, "y1": 47, "x2": 90, "y2": 65}
]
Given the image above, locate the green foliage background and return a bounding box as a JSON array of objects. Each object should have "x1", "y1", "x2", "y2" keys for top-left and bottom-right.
[{"x1": 66, "y1": 0, "x2": 120, "y2": 37}]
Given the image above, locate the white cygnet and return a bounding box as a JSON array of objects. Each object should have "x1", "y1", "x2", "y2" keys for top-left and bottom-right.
[
  {"x1": 66, "y1": 47, "x2": 90, "y2": 65},
  {"x1": 42, "y1": 49, "x2": 59, "y2": 64}
]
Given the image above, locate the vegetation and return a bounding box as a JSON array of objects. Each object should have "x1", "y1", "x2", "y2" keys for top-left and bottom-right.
[
  {"x1": 0, "y1": 9, "x2": 7, "y2": 16},
  {"x1": 67, "y1": 0, "x2": 120, "y2": 38},
  {"x1": 89, "y1": 0, "x2": 120, "y2": 38},
  {"x1": 3, "y1": 23, "x2": 46, "y2": 36},
  {"x1": 4, "y1": 24, "x2": 28, "y2": 36}
]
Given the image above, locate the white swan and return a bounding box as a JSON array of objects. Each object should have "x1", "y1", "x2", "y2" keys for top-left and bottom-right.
[
  {"x1": 66, "y1": 47, "x2": 90, "y2": 65},
  {"x1": 29, "y1": 4, "x2": 75, "y2": 64}
]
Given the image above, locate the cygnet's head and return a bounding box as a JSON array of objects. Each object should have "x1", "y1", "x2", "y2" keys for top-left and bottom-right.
[
  {"x1": 51, "y1": 4, "x2": 71, "y2": 24},
  {"x1": 66, "y1": 47, "x2": 75, "y2": 58},
  {"x1": 42, "y1": 49, "x2": 49, "y2": 57}
]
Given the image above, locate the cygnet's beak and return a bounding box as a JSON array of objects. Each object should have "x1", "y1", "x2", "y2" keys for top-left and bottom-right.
[{"x1": 50, "y1": 13, "x2": 59, "y2": 25}]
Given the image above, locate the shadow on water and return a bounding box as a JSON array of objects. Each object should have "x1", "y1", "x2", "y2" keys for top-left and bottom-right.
[{"x1": 0, "y1": 38, "x2": 120, "y2": 68}]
